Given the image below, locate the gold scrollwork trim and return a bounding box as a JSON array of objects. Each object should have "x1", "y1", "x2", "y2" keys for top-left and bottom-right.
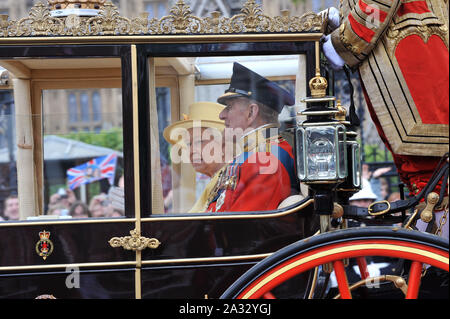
[
  {"x1": 0, "y1": 0, "x2": 323, "y2": 38},
  {"x1": 0, "y1": 33, "x2": 323, "y2": 45},
  {"x1": 385, "y1": 24, "x2": 449, "y2": 59},
  {"x1": 109, "y1": 228, "x2": 161, "y2": 251}
]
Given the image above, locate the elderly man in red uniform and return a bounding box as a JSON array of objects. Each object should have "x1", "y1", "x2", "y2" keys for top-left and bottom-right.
[
  {"x1": 321, "y1": 0, "x2": 449, "y2": 237},
  {"x1": 205, "y1": 62, "x2": 298, "y2": 212}
]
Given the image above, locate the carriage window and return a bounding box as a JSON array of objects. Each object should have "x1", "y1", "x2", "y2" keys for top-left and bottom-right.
[
  {"x1": 0, "y1": 89, "x2": 18, "y2": 222},
  {"x1": 1, "y1": 88, "x2": 124, "y2": 221},
  {"x1": 149, "y1": 55, "x2": 307, "y2": 214},
  {"x1": 42, "y1": 88, "x2": 124, "y2": 219},
  {"x1": 0, "y1": 57, "x2": 126, "y2": 222}
]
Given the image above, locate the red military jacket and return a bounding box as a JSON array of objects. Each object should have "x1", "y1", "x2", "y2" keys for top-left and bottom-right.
[
  {"x1": 330, "y1": 0, "x2": 449, "y2": 195},
  {"x1": 206, "y1": 130, "x2": 297, "y2": 213}
]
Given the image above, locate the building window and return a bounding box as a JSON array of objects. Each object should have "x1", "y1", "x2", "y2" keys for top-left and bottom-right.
[
  {"x1": 145, "y1": 2, "x2": 154, "y2": 17},
  {"x1": 68, "y1": 93, "x2": 78, "y2": 123},
  {"x1": 92, "y1": 91, "x2": 102, "y2": 122},
  {"x1": 144, "y1": 1, "x2": 168, "y2": 19},
  {"x1": 67, "y1": 90, "x2": 103, "y2": 131},
  {"x1": 80, "y1": 92, "x2": 90, "y2": 122},
  {"x1": 157, "y1": 2, "x2": 167, "y2": 16},
  {"x1": 312, "y1": 0, "x2": 322, "y2": 12},
  {"x1": 326, "y1": 0, "x2": 339, "y2": 8}
]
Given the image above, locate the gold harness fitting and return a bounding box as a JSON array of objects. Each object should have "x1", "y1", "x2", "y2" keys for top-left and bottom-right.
[
  {"x1": 420, "y1": 192, "x2": 439, "y2": 223},
  {"x1": 368, "y1": 200, "x2": 391, "y2": 216}
]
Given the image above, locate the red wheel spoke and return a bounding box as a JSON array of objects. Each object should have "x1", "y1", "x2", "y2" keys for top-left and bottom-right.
[
  {"x1": 262, "y1": 292, "x2": 276, "y2": 299},
  {"x1": 356, "y1": 257, "x2": 370, "y2": 280},
  {"x1": 406, "y1": 261, "x2": 423, "y2": 299},
  {"x1": 333, "y1": 260, "x2": 352, "y2": 299},
  {"x1": 231, "y1": 230, "x2": 449, "y2": 300}
]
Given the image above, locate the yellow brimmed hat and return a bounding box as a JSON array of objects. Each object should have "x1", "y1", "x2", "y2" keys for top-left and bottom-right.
[{"x1": 163, "y1": 101, "x2": 225, "y2": 145}]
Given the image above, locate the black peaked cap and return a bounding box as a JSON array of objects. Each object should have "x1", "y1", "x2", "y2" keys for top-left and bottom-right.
[{"x1": 217, "y1": 62, "x2": 295, "y2": 113}]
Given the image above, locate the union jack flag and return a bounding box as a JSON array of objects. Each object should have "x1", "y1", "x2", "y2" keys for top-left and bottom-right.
[{"x1": 67, "y1": 153, "x2": 118, "y2": 190}]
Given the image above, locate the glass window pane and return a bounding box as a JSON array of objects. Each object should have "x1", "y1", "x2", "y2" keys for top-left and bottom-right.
[
  {"x1": 0, "y1": 90, "x2": 18, "y2": 221},
  {"x1": 157, "y1": 2, "x2": 167, "y2": 17},
  {"x1": 352, "y1": 143, "x2": 361, "y2": 188},
  {"x1": 337, "y1": 126, "x2": 347, "y2": 179},
  {"x1": 80, "y1": 92, "x2": 90, "y2": 122},
  {"x1": 42, "y1": 88, "x2": 125, "y2": 220},
  {"x1": 145, "y1": 2, "x2": 154, "y2": 17},
  {"x1": 150, "y1": 55, "x2": 303, "y2": 214},
  {"x1": 312, "y1": 0, "x2": 322, "y2": 12},
  {"x1": 306, "y1": 126, "x2": 337, "y2": 180},
  {"x1": 68, "y1": 93, "x2": 78, "y2": 123},
  {"x1": 296, "y1": 128, "x2": 305, "y2": 180},
  {"x1": 156, "y1": 87, "x2": 173, "y2": 213},
  {"x1": 92, "y1": 91, "x2": 102, "y2": 122}
]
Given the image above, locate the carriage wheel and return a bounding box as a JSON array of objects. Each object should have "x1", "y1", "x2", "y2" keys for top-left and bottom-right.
[{"x1": 220, "y1": 227, "x2": 449, "y2": 299}]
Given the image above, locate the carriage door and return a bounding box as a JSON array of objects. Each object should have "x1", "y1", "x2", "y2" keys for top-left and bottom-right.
[{"x1": 0, "y1": 45, "x2": 144, "y2": 299}]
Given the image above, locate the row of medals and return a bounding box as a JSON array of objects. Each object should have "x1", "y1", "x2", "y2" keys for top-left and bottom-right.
[{"x1": 205, "y1": 128, "x2": 280, "y2": 212}]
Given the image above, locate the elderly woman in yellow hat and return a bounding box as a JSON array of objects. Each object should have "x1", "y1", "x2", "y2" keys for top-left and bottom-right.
[{"x1": 163, "y1": 101, "x2": 227, "y2": 212}]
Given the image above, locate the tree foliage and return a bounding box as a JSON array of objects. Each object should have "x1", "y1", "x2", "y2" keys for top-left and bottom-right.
[
  {"x1": 61, "y1": 127, "x2": 123, "y2": 152},
  {"x1": 363, "y1": 144, "x2": 393, "y2": 163}
]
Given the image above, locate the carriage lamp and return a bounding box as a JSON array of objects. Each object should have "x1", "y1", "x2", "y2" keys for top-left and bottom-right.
[
  {"x1": 296, "y1": 75, "x2": 348, "y2": 185},
  {"x1": 296, "y1": 123, "x2": 347, "y2": 182},
  {"x1": 296, "y1": 72, "x2": 362, "y2": 241}
]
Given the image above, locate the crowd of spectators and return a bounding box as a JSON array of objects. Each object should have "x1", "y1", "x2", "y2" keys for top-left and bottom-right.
[
  {"x1": 0, "y1": 175, "x2": 124, "y2": 221},
  {"x1": 0, "y1": 194, "x2": 19, "y2": 221},
  {"x1": 0, "y1": 167, "x2": 404, "y2": 221},
  {"x1": 349, "y1": 164, "x2": 402, "y2": 208},
  {"x1": 47, "y1": 186, "x2": 124, "y2": 219}
]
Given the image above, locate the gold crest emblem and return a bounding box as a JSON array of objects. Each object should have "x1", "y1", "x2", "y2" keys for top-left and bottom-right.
[{"x1": 35, "y1": 230, "x2": 54, "y2": 260}]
